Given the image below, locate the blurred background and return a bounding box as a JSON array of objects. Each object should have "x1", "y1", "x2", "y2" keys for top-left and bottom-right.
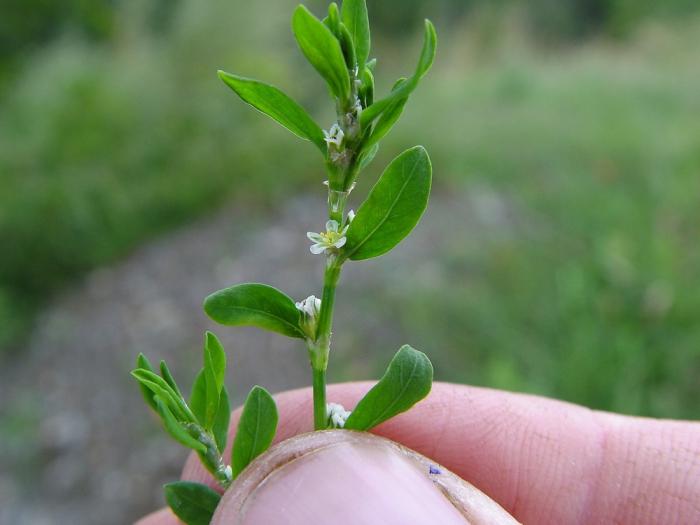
[{"x1": 1, "y1": 0, "x2": 699, "y2": 522}]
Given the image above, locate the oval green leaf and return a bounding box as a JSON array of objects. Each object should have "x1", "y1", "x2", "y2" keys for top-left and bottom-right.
[
  {"x1": 344, "y1": 345, "x2": 433, "y2": 431},
  {"x1": 218, "y1": 71, "x2": 326, "y2": 153},
  {"x1": 344, "y1": 146, "x2": 432, "y2": 261},
  {"x1": 232, "y1": 386, "x2": 278, "y2": 478},
  {"x1": 341, "y1": 0, "x2": 370, "y2": 70},
  {"x1": 204, "y1": 283, "x2": 305, "y2": 339},
  {"x1": 292, "y1": 5, "x2": 350, "y2": 100},
  {"x1": 360, "y1": 19, "x2": 436, "y2": 127},
  {"x1": 164, "y1": 481, "x2": 221, "y2": 525}
]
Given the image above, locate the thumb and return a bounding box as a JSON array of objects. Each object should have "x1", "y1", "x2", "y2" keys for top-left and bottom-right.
[{"x1": 213, "y1": 430, "x2": 518, "y2": 524}]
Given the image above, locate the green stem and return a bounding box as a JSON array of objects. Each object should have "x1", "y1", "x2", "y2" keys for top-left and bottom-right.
[
  {"x1": 312, "y1": 367, "x2": 327, "y2": 430},
  {"x1": 310, "y1": 258, "x2": 342, "y2": 430}
]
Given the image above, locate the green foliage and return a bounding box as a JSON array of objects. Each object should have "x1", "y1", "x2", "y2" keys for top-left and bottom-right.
[
  {"x1": 341, "y1": 0, "x2": 371, "y2": 71},
  {"x1": 359, "y1": 20, "x2": 436, "y2": 127},
  {"x1": 212, "y1": 386, "x2": 231, "y2": 452},
  {"x1": 204, "y1": 283, "x2": 305, "y2": 339},
  {"x1": 154, "y1": 397, "x2": 206, "y2": 453},
  {"x1": 292, "y1": 5, "x2": 351, "y2": 100},
  {"x1": 217, "y1": 71, "x2": 326, "y2": 153},
  {"x1": 345, "y1": 345, "x2": 433, "y2": 431},
  {"x1": 232, "y1": 386, "x2": 279, "y2": 478},
  {"x1": 164, "y1": 481, "x2": 221, "y2": 525},
  {"x1": 344, "y1": 146, "x2": 432, "y2": 261}
]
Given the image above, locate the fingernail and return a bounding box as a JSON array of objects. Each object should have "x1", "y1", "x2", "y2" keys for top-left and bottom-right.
[{"x1": 216, "y1": 436, "x2": 468, "y2": 524}]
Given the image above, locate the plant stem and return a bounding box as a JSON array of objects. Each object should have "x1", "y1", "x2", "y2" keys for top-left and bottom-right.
[
  {"x1": 310, "y1": 258, "x2": 342, "y2": 430},
  {"x1": 312, "y1": 367, "x2": 327, "y2": 430}
]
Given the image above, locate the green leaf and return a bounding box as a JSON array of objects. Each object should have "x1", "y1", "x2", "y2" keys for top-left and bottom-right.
[
  {"x1": 155, "y1": 397, "x2": 207, "y2": 453},
  {"x1": 292, "y1": 5, "x2": 350, "y2": 100},
  {"x1": 189, "y1": 368, "x2": 207, "y2": 426},
  {"x1": 218, "y1": 71, "x2": 326, "y2": 153},
  {"x1": 159, "y1": 360, "x2": 183, "y2": 399},
  {"x1": 344, "y1": 146, "x2": 432, "y2": 261},
  {"x1": 164, "y1": 481, "x2": 221, "y2": 525},
  {"x1": 362, "y1": 95, "x2": 407, "y2": 153},
  {"x1": 360, "y1": 19, "x2": 436, "y2": 127},
  {"x1": 357, "y1": 143, "x2": 379, "y2": 171},
  {"x1": 204, "y1": 283, "x2": 305, "y2": 339},
  {"x1": 232, "y1": 386, "x2": 278, "y2": 478},
  {"x1": 131, "y1": 369, "x2": 192, "y2": 422},
  {"x1": 344, "y1": 345, "x2": 433, "y2": 431},
  {"x1": 359, "y1": 66, "x2": 374, "y2": 107},
  {"x1": 212, "y1": 385, "x2": 231, "y2": 452},
  {"x1": 327, "y1": 2, "x2": 340, "y2": 35},
  {"x1": 135, "y1": 353, "x2": 158, "y2": 412},
  {"x1": 204, "y1": 331, "x2": 226, "y2": 427},
  {"x1": 341, "y1": 0, "x2": 370, "y2": 70}
]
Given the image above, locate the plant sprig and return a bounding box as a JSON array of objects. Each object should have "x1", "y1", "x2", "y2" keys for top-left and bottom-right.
[{"x1": 133, "y1": 1, "x2": 437, "y2": 523}]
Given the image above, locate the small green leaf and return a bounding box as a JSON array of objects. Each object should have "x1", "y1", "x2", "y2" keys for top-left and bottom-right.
[
  {"x1": 131, "y1": 369, "x2": 192, "y2": 422},
  {"x1": 338, "y1": 23, "x2": 356, "y2": 70},
  {"x1": 189, "y1": 368, "x2": 207, "y2": 426},
  {"x1": 344, "y1": 345, "x2": 433, "y2": 431},
  {"x1": 204, "y1": 283, "x2": 305, "y2": 339},
  {"x1": 292, "y1": 5, "x2": 351, "y2": 100},
  {"x1": 155, "y1": 397, "x2": 207, "y2": 453},
  {"x1": 232, "y1": 386, "x2": 278, "y2": 478},
  {"x1": 218, "y1": 71, "x2": 326, "y2": 153},
  {"x1": 164, "y1": 481, "x2": 221, "y2": 525},
  {"x1": 359, "y1": 66, "x2": 374, "y2": 107},
  {"x1": 357, "y1": 142, "x2": 379, "y2": 171},
  {"x1": 159, "y1": 360, "x2": 183, "y2": 399},
  {"x1": 327, "y1": 2, "x2": 340, "y2": 35},
  {"x1": 204, "y1": 331, "x2": 226, "y2": 427},
  {"x1": 212, "y1": 386, "x2": 231, "y2": 452},
  {"x1": 135, "y1": 353, "x2": 158, "y2": 412},
  {"x1": 344, "y1": 146, "x2": 432, "y2": 261},
  {"x1": 362, "y1": 95, "x2": 407, "y2": 153},
  {"x1": 360, "y1": 19, "x2": 436, "y2": 127},
  {"x1": 341, "y1": 0, "x2": 370, "y2": 70}
]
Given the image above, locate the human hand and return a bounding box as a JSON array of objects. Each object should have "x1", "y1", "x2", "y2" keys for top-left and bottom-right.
[{"x1": 137, "y1": 382, "x2": 700, "y2": 524}]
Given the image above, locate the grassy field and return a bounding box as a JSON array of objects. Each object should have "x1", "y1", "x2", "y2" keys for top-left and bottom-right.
[{"x1": 1, "y1": 1, "x2": 698, "y2": 417}]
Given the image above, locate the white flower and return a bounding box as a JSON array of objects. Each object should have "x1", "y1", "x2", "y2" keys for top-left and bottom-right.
[
  {"x1": 326, "y1": 402, "x2": 352, "y2": 428},
  {"x1": 307, "y1": 220, "x2": 348, "y2": 255},
  {"x1": 296, "y1": 295, "x2": 322, "y2": 338},
  {"x1": 323, "y1": 123, "x2": 344, "y2": 148},
  {"x1": 295, "y1": 295, "x2": 321, "y2": 318}
]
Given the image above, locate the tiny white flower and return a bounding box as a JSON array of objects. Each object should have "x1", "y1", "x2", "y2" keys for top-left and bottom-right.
[
  {"x1": 326, "y1": 402, "x2": 352, "y2": 428},
  {"x1": 296, "y1": 295, "x2": 322, "y2": 338},
  {"x1": 306, "y1": 219, "x2": 349, "y2": 255},
  {"x1": 295, "y1": 295, "x2": 321, "y2": 318},
  {"x1": 323, "y1": 123, "x2": 344, "y2": 148}
]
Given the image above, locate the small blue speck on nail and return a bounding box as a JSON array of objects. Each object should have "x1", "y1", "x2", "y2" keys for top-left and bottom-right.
[{"x1": 429, "y1": 465, "x2": 441, "y2": 475}]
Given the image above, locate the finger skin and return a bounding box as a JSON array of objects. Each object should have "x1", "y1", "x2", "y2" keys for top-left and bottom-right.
[{"x1": 140, "y1": 382, "x2": 700, "y2": 525}]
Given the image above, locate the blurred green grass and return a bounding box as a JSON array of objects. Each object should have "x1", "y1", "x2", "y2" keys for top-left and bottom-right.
[{"x1": 1, "y1": 1, "x2": 699, "y2": 417}]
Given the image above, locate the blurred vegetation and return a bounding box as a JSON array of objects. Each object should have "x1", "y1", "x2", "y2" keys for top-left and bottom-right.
[{"x1": 1, "y1": 0, "x2": 699, "y2": 417}]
